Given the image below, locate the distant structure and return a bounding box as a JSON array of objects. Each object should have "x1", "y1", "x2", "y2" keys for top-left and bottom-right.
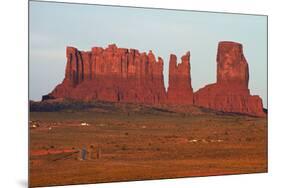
[{"x1": 43, "y1": 42, "x2": 265, "y2": 117}]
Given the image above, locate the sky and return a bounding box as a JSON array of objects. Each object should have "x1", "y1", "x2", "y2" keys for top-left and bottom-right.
[{"x1": 29, "y1": 1, "x2": 268, "y2": 107}]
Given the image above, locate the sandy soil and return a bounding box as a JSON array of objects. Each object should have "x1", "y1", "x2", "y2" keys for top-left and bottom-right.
[{"x1": 29, "y1": 105, "x2": 267, "y2": 187}]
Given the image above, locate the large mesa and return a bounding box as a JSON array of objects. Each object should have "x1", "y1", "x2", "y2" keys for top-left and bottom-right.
[{"x1": 43, "y1": 44, "x2": 167, "y2": 104}]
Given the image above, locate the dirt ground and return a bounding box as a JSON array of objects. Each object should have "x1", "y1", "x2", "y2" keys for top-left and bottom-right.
[{"x1": 29, "y1": 104, "x2": 267, "y2": 187}]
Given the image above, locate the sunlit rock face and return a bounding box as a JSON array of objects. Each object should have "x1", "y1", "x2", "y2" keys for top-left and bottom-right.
[
  {"x1": 167, "y1": 52, "x2": 193, "y2": 104},
  {"x1": 44, "y1": 44, "x2": 167, "y2": 105},
  {"x1": 194, "y1": 41, "x2": 265, "y2": 117},
  {"x1": 43, "y1": 42, "x2": 265, "y2": 117}
]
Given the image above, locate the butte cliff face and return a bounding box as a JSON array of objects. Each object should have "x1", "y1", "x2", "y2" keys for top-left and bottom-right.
[
  {"x1": 194, "y1": 41, "x2": 265, "y2": 117},
  {"x1": 167, "y1": 52, "x2": 193, "y2": 104},
  {"x1": 44, "y1": 44, "x2": 167, "y2": 104},
  {"x1": 43, "y1": 42, "x2": 265, "y2": 117}
]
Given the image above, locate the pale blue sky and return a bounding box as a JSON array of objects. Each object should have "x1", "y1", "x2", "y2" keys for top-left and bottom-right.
[{"x1": 29, "y1": 1, "x2": 267, "y2": 107}]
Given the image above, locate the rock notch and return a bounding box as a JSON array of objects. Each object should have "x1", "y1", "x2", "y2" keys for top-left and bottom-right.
[{"x1": 167, "y1": 52, "x2": 193, "y2": 104}]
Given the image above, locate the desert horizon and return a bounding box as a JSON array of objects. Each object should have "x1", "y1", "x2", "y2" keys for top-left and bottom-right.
[
  {"x1": 29, "y1": 1, "x2": 267, "y2": 187},
  {"x1": 29, "y1": 1, "x2": 267, "y2": 106},
  {"x1": 29, "y1": 40, "x2": 267, "y2": 187},
  {"x1": 39, "y1": 41, "x2": 265, "y2": 117}
]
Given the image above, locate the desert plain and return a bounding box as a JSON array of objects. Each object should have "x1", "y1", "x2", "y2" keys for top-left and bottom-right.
[{"x1": 29, "y1": 101, "x2": 267, "y2": 187}]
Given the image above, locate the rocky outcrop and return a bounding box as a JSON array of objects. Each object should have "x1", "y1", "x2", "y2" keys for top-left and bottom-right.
[
  {"x1": 194, "y1": 41, "x2": 265, "y2": 117},
  {"x1": 44, "y1": 44, "x2": 166, "y2": 105},
  {"x1": 167, "y1": 52, "x2": 193, "y2": 104},
  {"x1": 43, "y1": 42, "x2": 265, "y2": 117}
]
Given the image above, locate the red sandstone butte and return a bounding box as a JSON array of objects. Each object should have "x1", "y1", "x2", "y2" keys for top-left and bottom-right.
[
  {"x1": 43, "y1": 44, "x2": 167, "y2": 105},
  {"x1": 167, "y1": 52, "x2": 193, "y2": 104},
  {"x1": 194, "y1": 41, "x2": 265, "y2": 117},
  {"x1": 43, "y1": 42, "x2": 265, "y2": 117}
]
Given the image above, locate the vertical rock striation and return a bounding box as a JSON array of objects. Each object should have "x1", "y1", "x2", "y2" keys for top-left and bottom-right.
[{"x1": 45, "y1": 44, "x2": 166, "y2": 105}]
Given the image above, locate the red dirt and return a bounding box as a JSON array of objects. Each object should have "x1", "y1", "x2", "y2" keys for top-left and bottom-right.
[{"x1": 30, "y1": 149, "x2": 77, "y2": 156}]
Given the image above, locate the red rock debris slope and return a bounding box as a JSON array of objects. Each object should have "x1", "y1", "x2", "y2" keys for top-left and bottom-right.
[{"x1": 43, "y1": 42, "x2": 265, "y2": 117}]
